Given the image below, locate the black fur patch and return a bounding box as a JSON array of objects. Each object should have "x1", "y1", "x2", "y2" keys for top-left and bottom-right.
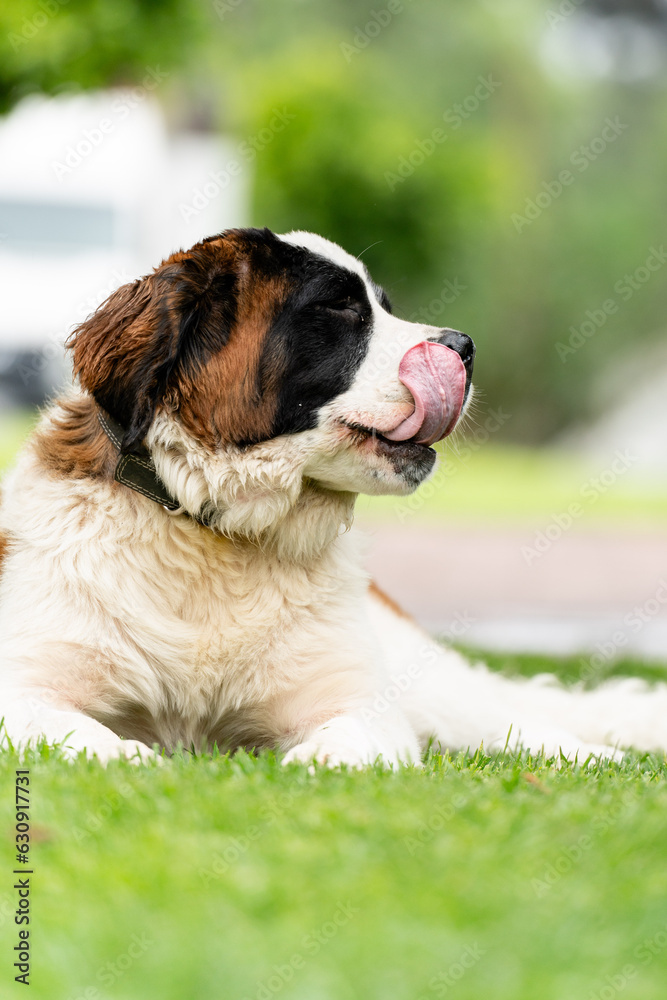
[{"x1": 253, "y1": 240, "x2": 376, "y2": 440}]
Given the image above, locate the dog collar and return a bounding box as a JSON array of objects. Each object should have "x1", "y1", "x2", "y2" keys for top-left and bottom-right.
[{"x1": 97, "y1": 409, "x2": 185, "y2": 514}]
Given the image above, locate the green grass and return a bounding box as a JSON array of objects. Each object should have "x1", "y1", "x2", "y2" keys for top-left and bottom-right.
[
  {"x1": 469, "y1": 648, "x2": 667, "y2": 690},
  {"x1": 2, "y1": 652, "x2": 667, "y2": 1000}
]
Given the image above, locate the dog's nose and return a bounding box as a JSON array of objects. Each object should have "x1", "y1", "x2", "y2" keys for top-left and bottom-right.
[{"x1": 433, "y1": 328, "x2": 475, "y2": 374}]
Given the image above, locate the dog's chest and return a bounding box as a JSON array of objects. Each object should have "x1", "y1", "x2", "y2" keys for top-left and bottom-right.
[
  {"x1": 116, "y1": 531, "x2": 355, "y2": 708},
  {"x1": 184, "y1": 556, "x2": 325, "y2": 677},
  {"x1": 54, "y1": 505, "x2": 369, "y2": 748}
]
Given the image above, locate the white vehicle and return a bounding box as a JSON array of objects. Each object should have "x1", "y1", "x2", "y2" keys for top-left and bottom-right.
[{"x1": 0, "y1": 89, "x2": 248, "y2": 406}]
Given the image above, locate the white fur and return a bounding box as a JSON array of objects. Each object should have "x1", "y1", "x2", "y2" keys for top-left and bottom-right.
[{"x1": 1, "y1": 231, "x2": 666, "y2": 765}]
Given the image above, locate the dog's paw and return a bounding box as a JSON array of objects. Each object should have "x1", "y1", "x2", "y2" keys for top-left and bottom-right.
[
  {"x1": 282, "y1": 738, "x2": 376, "y2": 769},
  {"x1": 107, "y1": 739, "x2": 163, "y2": 765}
]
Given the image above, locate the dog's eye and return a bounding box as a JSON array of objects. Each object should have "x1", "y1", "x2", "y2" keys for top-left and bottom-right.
[{"x1": 315, "y1": 300, "x2": 366, "y2": 322}]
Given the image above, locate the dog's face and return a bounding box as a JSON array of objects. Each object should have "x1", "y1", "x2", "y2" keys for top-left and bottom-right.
[{"x1": 70, "y1": 228, "x2": 474, "y2": 524}]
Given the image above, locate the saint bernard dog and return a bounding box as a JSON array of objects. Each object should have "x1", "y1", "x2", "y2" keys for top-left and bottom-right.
[{"x1": 1, "y1": 227, "x2": 665, "y2": 765}]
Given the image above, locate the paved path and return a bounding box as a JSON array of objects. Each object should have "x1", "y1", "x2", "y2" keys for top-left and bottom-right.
[{"x1": 358, "y1": 521, "x2": 667, "y2": 659}]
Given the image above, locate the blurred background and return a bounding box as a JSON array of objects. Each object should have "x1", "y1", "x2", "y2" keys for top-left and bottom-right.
[{"x1": 1, "y1": 0, "x2": 667, "y2": 666}]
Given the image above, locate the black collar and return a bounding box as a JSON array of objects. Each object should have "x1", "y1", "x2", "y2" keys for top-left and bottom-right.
[{"x1": 98, "y1": 409, "x2": 190, "y2": 516}]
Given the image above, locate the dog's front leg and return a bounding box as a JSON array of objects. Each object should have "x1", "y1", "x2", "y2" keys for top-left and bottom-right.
[{"x1": 0, "y1": 686, "x2": 157, "y2": 763}]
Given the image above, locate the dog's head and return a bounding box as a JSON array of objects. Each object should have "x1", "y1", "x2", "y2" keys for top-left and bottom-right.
[{"x1": 69, "y1": 228, "x2": 474, "y2": 541}]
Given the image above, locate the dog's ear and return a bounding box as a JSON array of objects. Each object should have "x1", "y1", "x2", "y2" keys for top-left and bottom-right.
[{"x1": 68, "y1": 251, "x2": 237, "y2": 452}]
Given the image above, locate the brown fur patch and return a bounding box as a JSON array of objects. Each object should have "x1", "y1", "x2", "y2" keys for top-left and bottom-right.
[
  {"x1": 32, "y1": 395, "x2": 117, "y2": 481},
  {"x1": 0, "y1": 530, "x2": 8, "y2": 578},
  {"x1": 177, "y1": 266, "x2": 291, "y2": 449},
  {"x1": 70, "y1": 278, "x2": 154, "y2": 394},
  {"x1": 369, "y1": 581, "x2": 414, "y2": 621},
  {"x1": 68, "y1": 271, "x2": 172, "y2": 451}
]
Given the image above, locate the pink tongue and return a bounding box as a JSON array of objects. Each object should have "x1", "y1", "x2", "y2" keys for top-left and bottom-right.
[{"x1": 384, "y1": 341, "x2": 467, "y2": 446}]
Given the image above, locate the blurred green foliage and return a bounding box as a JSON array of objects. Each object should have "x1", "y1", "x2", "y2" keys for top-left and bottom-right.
[
  {"x1": 0, "y1": 0, "x2": 205, "y2": 105},
  {"x1": 2, "y1": 0, "x2": 667, "y2": 441}
]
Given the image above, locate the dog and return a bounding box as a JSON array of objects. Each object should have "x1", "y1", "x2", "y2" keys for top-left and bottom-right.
[{"x1": 1, "y1": 227, "x2": 665, "y2": 765}]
